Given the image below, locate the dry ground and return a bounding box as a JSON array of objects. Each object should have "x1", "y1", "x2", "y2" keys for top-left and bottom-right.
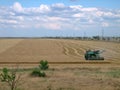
[
  {"x1": 0, "y1": 39, "x2": 120, "y2": 63},
  {"x1": 0, "y1": 65, "x2": 120, "y2": 90},
  {"x1": 0, "y1": 39, "x2": 120, "y2": 90}
]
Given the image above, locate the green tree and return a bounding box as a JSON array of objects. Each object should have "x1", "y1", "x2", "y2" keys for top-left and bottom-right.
[{"x1": 39, "y1": 60, "x2": 49, "y2": 70}]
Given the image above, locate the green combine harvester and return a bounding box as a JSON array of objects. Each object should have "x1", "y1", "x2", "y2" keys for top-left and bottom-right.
[{"x1": 84, "y1": 50, "x2": 104, "y2": 60}]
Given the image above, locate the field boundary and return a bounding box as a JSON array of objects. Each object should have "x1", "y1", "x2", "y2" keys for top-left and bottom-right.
[{"x1": 0, "y1": 61, "x2": 111, "y2": 64}]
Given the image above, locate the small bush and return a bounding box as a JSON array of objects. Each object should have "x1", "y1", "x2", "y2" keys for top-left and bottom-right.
[
  {"x1": 0, "y1": 67, "x2": 22, "y2": 90},
  {"x1": 39, "y1": 60, "x2": 49, "y2": 70},
  {"x1": 39, "y1": 72, "x2": 46, "y2": 77},
  {"x1": 31, "y1": 68, "x2": 46, "y2": 77},
  {"x1": 31, "y1": 68, "x2": 40, "y2": 77}
]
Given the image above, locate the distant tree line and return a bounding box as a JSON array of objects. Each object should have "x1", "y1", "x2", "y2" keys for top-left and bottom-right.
[
  {"x1": 43, "y1": 36, "x2": 120, "y2": 42},
  {"x1": 0, "y1": 36, "x2": 120, "y2": 42}
]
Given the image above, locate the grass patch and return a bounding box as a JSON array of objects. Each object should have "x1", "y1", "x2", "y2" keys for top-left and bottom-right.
[
  {"x1": 57, "y1": 87, "x2": 75, "y2": 90},
  {"x1": 74, "y1": 68, "x2": 101, "y2": 76},
  {"x1": 0, "y1": 68, "x2": 35, "y2": 72},
  {"x1": 105, "y1": 69, "x2": 120, "y2": 78}
]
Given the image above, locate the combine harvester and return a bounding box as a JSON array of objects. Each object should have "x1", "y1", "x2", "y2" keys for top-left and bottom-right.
[{"x1": 84, "y1": 50, "x2": 105, "y2": 60}]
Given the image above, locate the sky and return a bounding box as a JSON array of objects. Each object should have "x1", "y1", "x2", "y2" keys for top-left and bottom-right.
[{"x1": 0, "y1": 0, "x2": 120, "y2": 37}]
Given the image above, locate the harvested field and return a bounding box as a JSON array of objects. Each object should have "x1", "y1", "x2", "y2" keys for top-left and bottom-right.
[
  {"x1": 0, "y1": 39, "x2": 23, "y2": 54},
  {"x1": 0, "y1": 39, "x2": 120, "y2": 65}
]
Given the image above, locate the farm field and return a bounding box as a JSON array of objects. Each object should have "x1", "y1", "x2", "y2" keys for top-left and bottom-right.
[
  {"x1": 0, "y1": 39, "x2": 120, "y2": 90},
  {"x1": 0, "y1": 39, "x2": 120, "y2": 64}
]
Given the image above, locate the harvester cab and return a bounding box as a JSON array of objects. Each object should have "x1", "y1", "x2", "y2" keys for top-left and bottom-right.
[{"x1": 84, "y1": 49, "x2": 104, "y2": 60}]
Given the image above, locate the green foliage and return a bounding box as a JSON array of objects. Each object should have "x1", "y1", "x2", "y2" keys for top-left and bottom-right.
[
  {"x1": 0, "y1": 68, "x2": 16, "y2": 82},
  {"x1": 39, "y1": 60, "x2": 49, "y2": 70},
  {"x1": 0, "y1": 67, "x2": 21, "y2": 90},
  {"x1": 31, "y1": 68, "x2": 46, "y2": 77},
  {"x1": 31, "y1": 68, "x2": 40, "y2": 77},
  {"x1": 0, "y1": 68, "x2": 9, "y2": 81},
  {"x1": 31, "y1": 60, "x2": 49, "y2": 77}
]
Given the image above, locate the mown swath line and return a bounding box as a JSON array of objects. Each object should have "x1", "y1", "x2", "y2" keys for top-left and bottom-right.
[
  {"x1": 0, "y1": 61, "x2": 111, "y2": 64},
  {"x1": 62, "y1": 43, "x2": 82, "y2": 57},
  {"x1": 63, "y1": 47, "x2": 69, "y2": 55}
]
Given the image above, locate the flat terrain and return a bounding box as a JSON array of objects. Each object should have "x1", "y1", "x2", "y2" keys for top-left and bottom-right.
[
  {"x1": 0, "y1": 65, "x2": 120, "y2": 90},
  {"x1": 0, "y1": 39, "x2": 120, "y2": 90},
  {"x1": 0, "y1": 39, "x2": 120, "y2": 63}
]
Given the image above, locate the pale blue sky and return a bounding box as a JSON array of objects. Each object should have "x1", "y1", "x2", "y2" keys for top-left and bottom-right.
[
  {"x1": 0, "y1": 0, "x2": 120, "y2": 9},
  {"x1": 0, "y1": 0, "x2": 120, "y2": 37}
]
